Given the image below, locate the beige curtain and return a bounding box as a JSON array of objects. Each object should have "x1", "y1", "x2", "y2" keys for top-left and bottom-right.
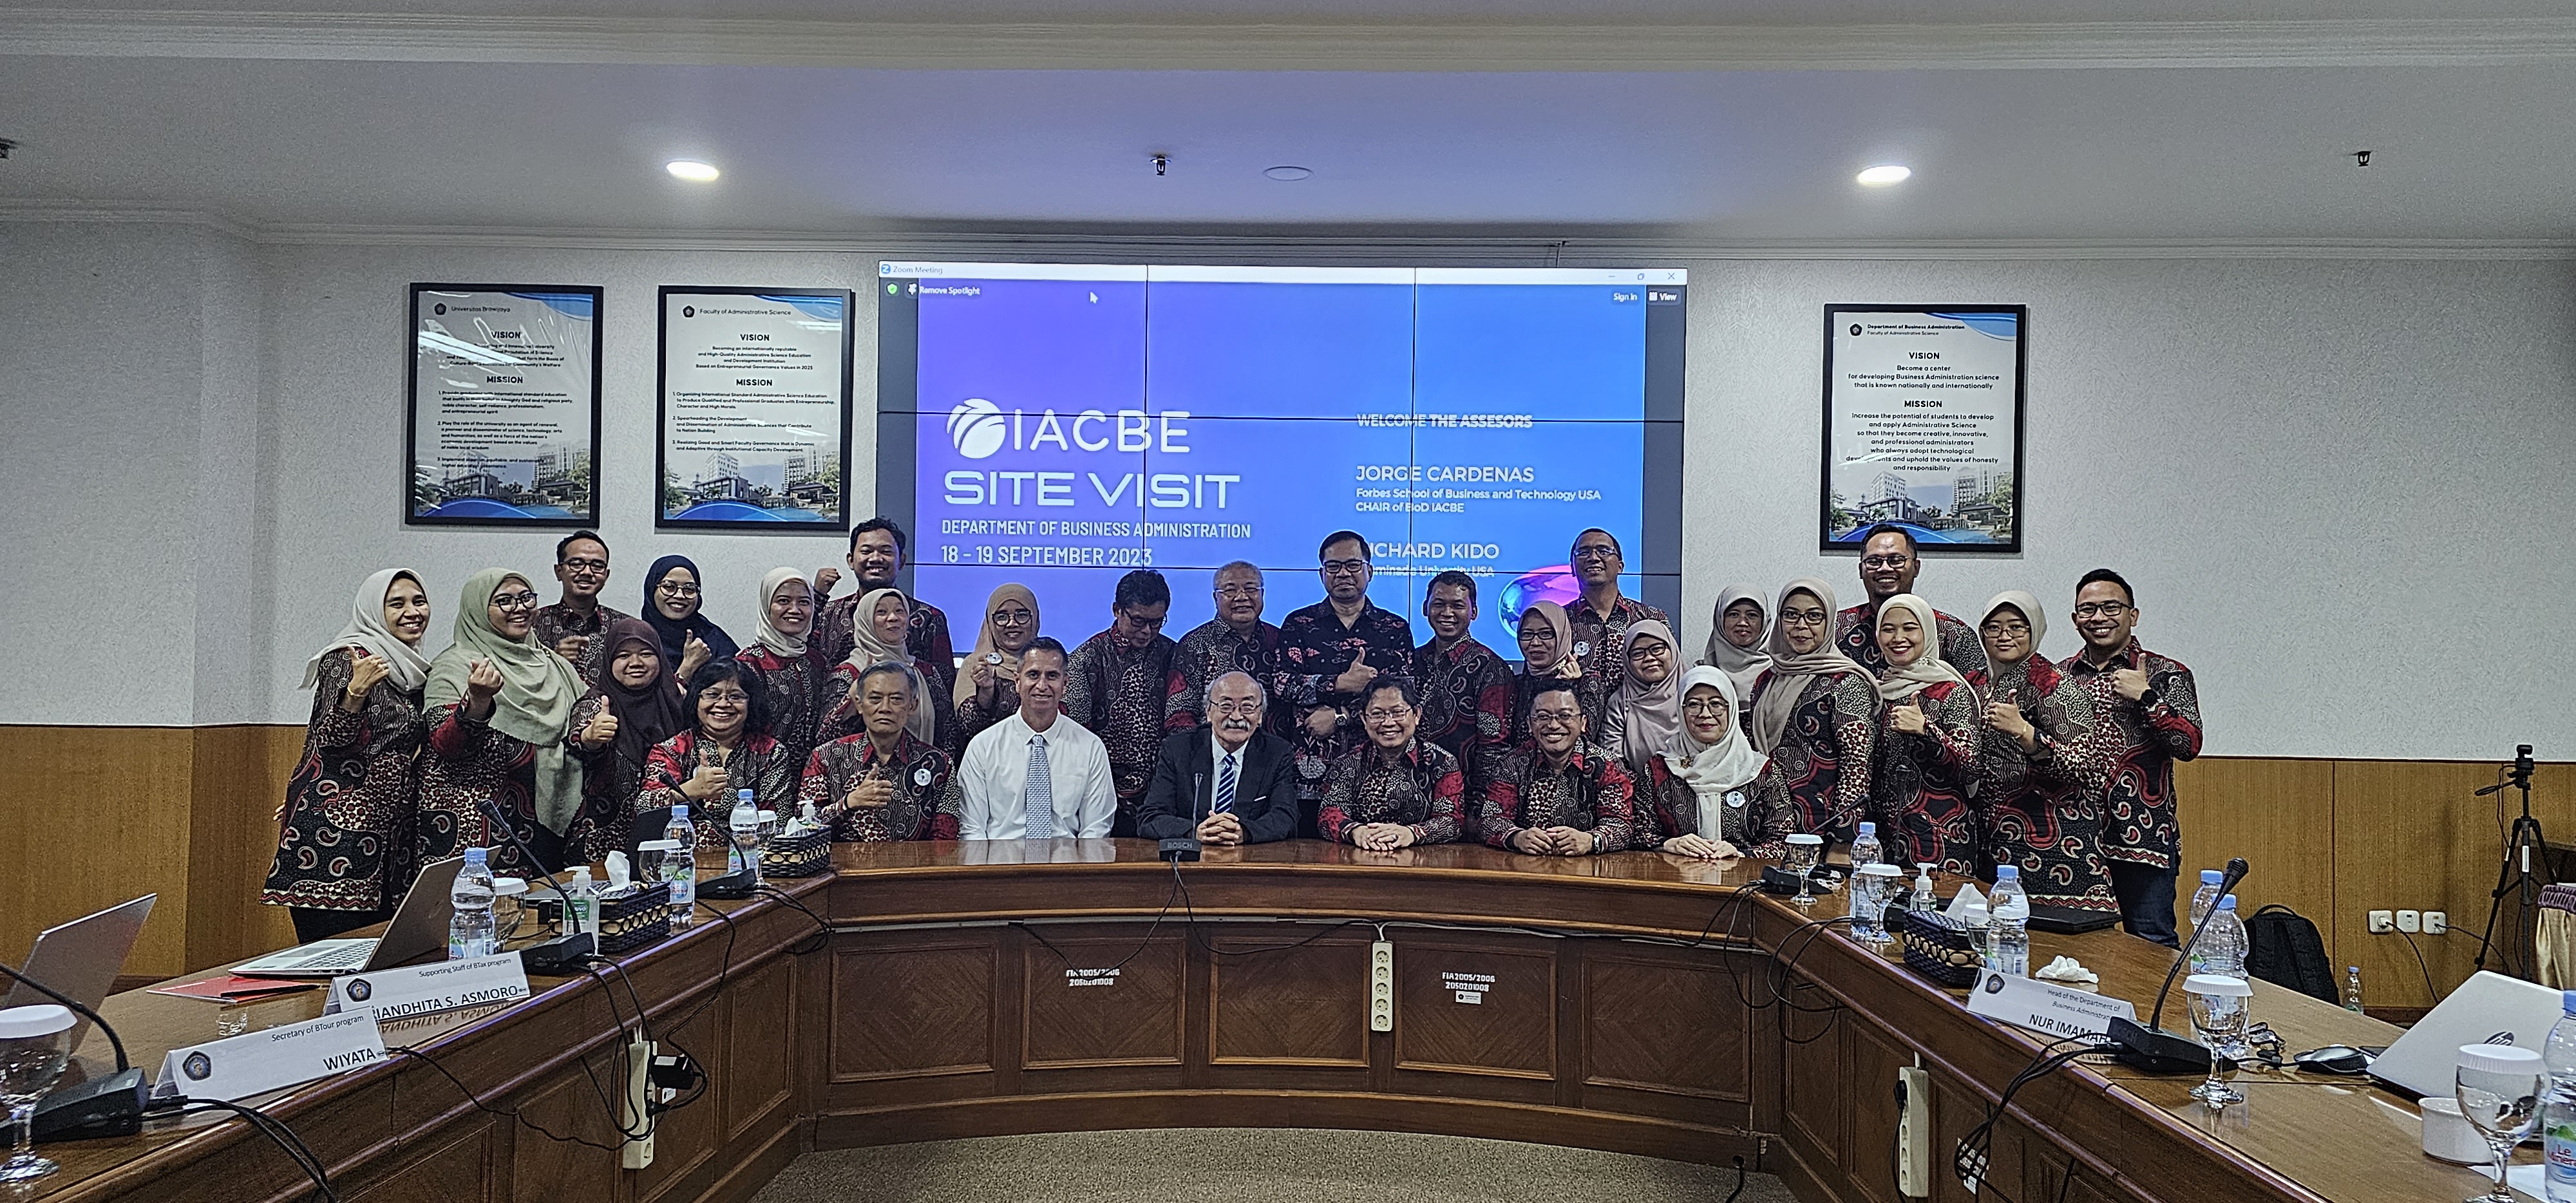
[{"x1": 2534, "y1": 884, "x2": 2576, "y2": 989}]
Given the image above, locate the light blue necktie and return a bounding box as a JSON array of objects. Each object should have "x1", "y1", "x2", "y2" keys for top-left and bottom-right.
[
  {"x1": 1215, "y1": 751, "x2": 1238, "y2": 815},
  {"x1": 1023, "y1": 732, "x2": 1055, "y2": 838}
]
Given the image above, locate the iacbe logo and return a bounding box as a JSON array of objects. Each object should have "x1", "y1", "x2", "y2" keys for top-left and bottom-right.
[{"x1": 948, "y1": 399, "x2": 1009, "y2": 460}]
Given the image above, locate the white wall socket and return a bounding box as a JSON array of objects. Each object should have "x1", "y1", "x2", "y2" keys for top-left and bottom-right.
[
  {"x1": 2425, "y1": 911, "x2": 2448, "y2": 934},
  {"x1": 2396, "y1": 909, "x2": 2421, "y2": 933},
  {"x1": 2368, "y1": 910, "x2": 2394, "y2": 934}
]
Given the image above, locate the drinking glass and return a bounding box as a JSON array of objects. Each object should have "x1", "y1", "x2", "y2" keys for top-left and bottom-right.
[
  {"x1": 734, "y1": 819, "x2": 767, "y2": 888},
  {"x1": 2183, "y1": 974, "x2": 2250, "y2": 1108},
  {"x1": 1850, "y1": 864, "x2": 1901, "y2": 946},
  {"x1": 1784, "y1": 834, "x2": 1824, "y2": 908},
  {"x1": 2455, "y1": 1044, "x2": 2544, "y2": 1203},
  {"x1": 0, "y1": 1004, "x2": 77, "y2": 1184}
]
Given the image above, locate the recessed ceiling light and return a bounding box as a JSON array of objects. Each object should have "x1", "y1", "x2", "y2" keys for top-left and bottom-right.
[
  {"x1": 1264, "y1": 166, "x2": 1314, "y2": 182},
  {"x1": 665, "y1": 160, "x2": 721, "y2": 182},
  {"x1": 1856, "y1": 164, "x2": 1911, "y2": 187}
]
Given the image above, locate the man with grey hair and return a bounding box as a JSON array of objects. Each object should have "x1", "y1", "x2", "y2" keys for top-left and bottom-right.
[
  {"x1": 1164, "y1": 560, "x2": 1290, "y2": 738},
  {"x1": 1137, "y1": 669, "x2": 1300, "y2": 845}
]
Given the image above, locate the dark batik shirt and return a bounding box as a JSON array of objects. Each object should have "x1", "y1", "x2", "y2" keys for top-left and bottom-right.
[
  {"x1": 1477, "y1": 741, "x2": 1634, "y2": 853},
  {"x1": 1413, "y1": 636, "x2": 1516, "y2": 800},
  {"x1": 1633, "y1": 756, "x2": 1799, "y2": 860},
  {"x1": 1871, "y1": 681, "x2": 1984, "y2": 876},
  {"x1": 798, "y1": 731, "x2": 958, "y2": 842},
  {"x1": 735, "y1": 643, "x2": 838, "y2": 775},
  {"x1": 1565, "y1": 594, "x2": 1670, "y2": 732},
  {"x1": 814, "y1": 591, "x2": 956, "y2": 683},
  {"x1": 2061, "y1": 639, "x2": 2203, "y2": 870},
  {"x1": 639, "y1": 730, "x2": 799, "y2": 849},
  {"x1": 531, "y1": 602, "x2": 630, "y2": 686},
  {"x1": 824, "y1": 659, "x2": 956, "y2": 759},
  {"x1": 1278, "y1": 598, "x2": 1417, "y2": 800},
  {"x1": 1165, "y1": 618, "x2": 1292, "y2": 737},
  {"x1": 419, "y1": 701, "x2": 585, "y2": 880},
  {"x1": 1751, "y1": 667, "x2": 1880, "y2": 848},
  {"x1": 1063, "y1": 629, "x2": 1181, "y2": 806},
  {"x1": 1511, "y1": 670, "x2": 1604, "y2": 761},
  {"x1": 1318, "y1": 739, "x2": 1464, "y2": 846},
  {"x1": 1835, "y1": 601, "x2": 1989, "y2": 678},
  {"x1": 263, "y1": 648, "x2": 426, "y2": 913},
  {"x1": 1971, "y1": 658, "x2": 2116, "y2": 911}
]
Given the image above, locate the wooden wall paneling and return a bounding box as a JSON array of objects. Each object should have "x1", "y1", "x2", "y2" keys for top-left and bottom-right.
[
  {"x1": 724, "y1": 956, "x2": 795, "y2": 1142},
  {"x1": 1018, "y1": 928, "x2": 1186, "y2": 1080},
  {"x1": 2333, "y1": 759, "x2": 2555, "y2": 1010},
  {"x1": 1575, "y1": 946, "x2": 1754, "y2": 1128},
  {"x1": 1840, "y1": 1019, "x2": 1909, "y2": 1203},
  {"x1": 509, "y1": 1054, "x2": 629, "y2": 1203},
  {"x1": 826, "y1": 934, "x2": 998, "y2": 1095},
  {"x1": 346, "y1": 1117, "x2": 500, "y2": 1203},
  {"x1": 0, "y1": 725, "x2": 197, "y2": 978},
  {"x1": 1388, "y1": 935, "x2": 1558, "y2": 1103},
  {"x1": 1203, "y1": 933, "x2": 1371, "y2": 1073},
  {"x1": 2171, "y1": 757, "x2": 2338, "y2": 956},
  {"x1": 636, "y1": 996, "x2": 726, "y2": 1203},
  {"x1": 1779, "y1": 978, "x2": 1842, "y2": 1180},
  {"x1": 185, "y1": 724, "x2": 303, "y2": 972}
]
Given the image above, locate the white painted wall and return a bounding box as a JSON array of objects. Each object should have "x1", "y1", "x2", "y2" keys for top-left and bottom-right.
[{"x1": 7, "y1": 222, "x2": 2573, "y2": 761}]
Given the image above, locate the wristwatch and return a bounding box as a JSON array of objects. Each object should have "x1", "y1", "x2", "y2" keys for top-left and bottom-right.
[{"x1": 2136, "y1": 687, "x2": 2161, "y2": 707}]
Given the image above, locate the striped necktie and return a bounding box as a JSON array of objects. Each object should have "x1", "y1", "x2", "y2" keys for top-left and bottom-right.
[
  {"x1": 1214, "y1": 750, "x2": 1238, "y2": 815},
  {"x1": 1023, "y1": 732, "x2": 1055, "y2": 838}
]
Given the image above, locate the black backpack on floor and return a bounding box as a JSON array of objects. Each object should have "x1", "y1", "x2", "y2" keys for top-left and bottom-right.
[{"x1": 2244, "y1": 904, "x2": 2338, "y2": 1003}]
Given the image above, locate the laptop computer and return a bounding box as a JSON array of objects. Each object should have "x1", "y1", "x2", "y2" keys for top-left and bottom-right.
[
  {"x1": 235, "y1": 857, "x2": 465, "y2": 977},
  {"x1": 2027, "y1": 904, "x2": 2123, "y2": 935},
  {"x1": 2368, "y1": 970, "x2": 2565, "y2": 1098},
  {"x1": 5, "y1": 895, "x2": 156, "y2": 1044}
]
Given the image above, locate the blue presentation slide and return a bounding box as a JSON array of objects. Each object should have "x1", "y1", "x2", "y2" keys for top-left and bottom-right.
[{"x1": 886, "y1": 264, "x2": 1682, "y2": 652}]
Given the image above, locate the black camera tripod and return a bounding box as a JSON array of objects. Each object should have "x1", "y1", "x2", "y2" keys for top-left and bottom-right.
[{"x1": 2474, "y1": 744, "x2": 2544, "y2": 976}]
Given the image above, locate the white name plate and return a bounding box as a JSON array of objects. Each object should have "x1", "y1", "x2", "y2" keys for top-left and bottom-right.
[
  {"x1": 156, "y1": 1010, "x2": 387, "y2": 1103},
  {"x1": 1964, "y1": 970, "x2": 2137, "y2": 1039},
  {"x1": 326, "y1": 952, "x2": 530, "y2": 1019}
]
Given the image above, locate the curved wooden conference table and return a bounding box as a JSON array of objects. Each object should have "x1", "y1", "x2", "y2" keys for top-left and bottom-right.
[{"x1": 29, "y1": 840, "x2": 2510, "y2": 1203}]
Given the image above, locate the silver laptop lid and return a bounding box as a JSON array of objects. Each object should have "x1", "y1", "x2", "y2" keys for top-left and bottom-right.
[
  {"x1": 2369, "y1": 971, "x2": 2565, "y2": 1097},
  {"x1": 5, "y1": 895, "x2": 157, "y2": 1043},
  {"x1": 365, "y1": 857, "x2": 466, "y2": 971}
]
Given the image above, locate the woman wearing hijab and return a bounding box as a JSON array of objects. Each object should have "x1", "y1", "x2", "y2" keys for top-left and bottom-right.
[
  {"x1": 1747, "y1": 578, "x2": 1880, "y2": 848},
  {"x1": 1697, "y1": 585, "x2": 1772, "y2": 722},
  {"x1": 562, "y1": 617, "x2": 687, "y2": 862},
  {"x1": 952, "y1": 583, "x2": 1039, "y2": 746},
  {"x1": 263, "y1": 570, "x2": 437, "y2": 942},
  {"x1": 639, "y1": 659, "x2": 800, "y2": 844},
  {"x1": 1869, "y1": 592, "x2": 1984, "y2": 875},
  {"x1": 735, "y1": 567, "x2": 837, "y2": 774},
  {"x1": 828, "y1": 586, "x2": 951, "y2": 752},
  {"x1": 1636, "y1": 667, "x2": 1798, "y2": 861},
  {"x1": 1510, "y1": 600, "x2": 1600, "y2": 746},
  {"x1": 1598, "y1": 620, "x2": 1681, "y2": 783},
  {"x1": 419, "y1": 568, "x2": 589, "y2": 878},
  {"x1": 1970, "y1": 590, "x2": 2116, "y2": 911},
  {"x1": 642, "y1": 555, "x2": 737, "y2": 684}
]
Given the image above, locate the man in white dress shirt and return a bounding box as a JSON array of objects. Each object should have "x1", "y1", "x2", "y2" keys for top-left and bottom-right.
[{"x1": 947, "y1": 637, "x2": 1119, "y2": 840}]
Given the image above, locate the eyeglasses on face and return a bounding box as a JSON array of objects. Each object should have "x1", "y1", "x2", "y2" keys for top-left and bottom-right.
[
  {"x1": 698, "y1": 689, "x2": 750, "y2": 705},
  {"x1": 1860, "y1": 555, "x2": 1913, "y2": 570},
  {"x1": 1362, "y1": 706, "x2": 1413, "y2": 722},
  {"x1": 1209, "y1": 699, "x2": 1263, "y2": 716},
  {"x1": 1528, "y1": 708, "x2": 1581, "y2": 727},
  {"x1": 558, "y1": 558, "x2": 607, "y2": 573},
  {"x1": 1681, "y1": 699, "x2": 1730, "y2": 715},
  {"x1": 1779, "y1": 609, "x2": 1830, "y2": 627},
  {"x1": 1215, "y1": 583, "x2": 1264, "y2": 598},
  {"x1": 489, "y1": 591, "x2": 541, "y2": 610},
  {"x1": 657, "y1": 583, "x2": 701, "y2": 598},
  {"x1": 1321, "y1": 560, "x2": 1369, "y2": 576},
  {"x1": 992, "y1": 607, "x2": 1034, "y2": 625},
  {"x1": 1982, "y1": 620, "x2": 2031, "y2": 636},
  {"x1": 2073, "y1": 602, "x2": 2132, "y2": 618},
  {"x1": 1571, "y1": 545, "x2": 1620, "y2": 562}
]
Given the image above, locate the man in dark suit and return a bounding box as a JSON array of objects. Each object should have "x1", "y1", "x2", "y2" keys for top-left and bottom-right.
[{"x1": 1137, "y1": 670, "x2": 1300, "y2": 845}]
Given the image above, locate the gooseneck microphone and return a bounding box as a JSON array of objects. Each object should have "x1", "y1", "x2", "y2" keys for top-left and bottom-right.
[{"x1": 2110, "y1": 856, "x2": 2249, "y2": 1073}]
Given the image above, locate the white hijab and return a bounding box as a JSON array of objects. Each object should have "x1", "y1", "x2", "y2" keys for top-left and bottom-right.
[
  {"x1": 1660, "y1": 667, "x2": 1768, "y2": 842},
  {"x1": 1698, "y1": 584, "x2": 1771, "y2": 701},
  {"x1": 752, "y1": 567, "x2": 810, "y2": 659},
  {"x1": 301, "y1": 568, "x2": 434, "y2": 693},
  {"x1": 1871, "y1": 592, "x2": 1971, "y2": 702}
]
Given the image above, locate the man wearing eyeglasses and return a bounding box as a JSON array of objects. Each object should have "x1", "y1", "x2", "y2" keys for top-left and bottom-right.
[
  {"x1": 1164, "y1": 560, "x2": 1291, "y2": 740},
  {"x1": 1478, "y1": 682, "x2": 1635, "y2": 857},
  {"x1": 1280, "y1": 531, "x2": 1417, "y2": 838},
  {"x1": 1136, "y1": 671, "x2": 1300, "y2": 846},
  {"x1": 1318, "y1": 679, "x2": 1465, "y2": 851},
  {"x1": 1563, "y1": 528, "x2": 1669, "y2": 732},
  {"x1": 531, "y1": 530, "x2": 627, "y2": 685},
  {"x1": 1833, "y1": 524, "x2": 1987, "y2": 677},
  {"x1": 2060, "y1": 567, "x2": 2203, "y2": 945}
]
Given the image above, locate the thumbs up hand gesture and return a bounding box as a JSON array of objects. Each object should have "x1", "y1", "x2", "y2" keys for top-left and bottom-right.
[{"x1": 1333, "y1": 645, "x2": 1378, "y2": 695}]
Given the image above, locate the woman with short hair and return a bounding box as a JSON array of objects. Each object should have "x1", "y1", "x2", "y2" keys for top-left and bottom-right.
[{"x1": 639, "y1": 659, "x2": 800, "y2": 846}]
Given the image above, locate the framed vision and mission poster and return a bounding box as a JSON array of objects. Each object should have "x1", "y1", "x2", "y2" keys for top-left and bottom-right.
[
  {"x1": 406, "y1": 284, "x2": 603, "y2": 526},
  {"x1": 1821, "y1": 305, "x2": 2027, "y2": 554},
  {"x1": 656, "y1": 286, "x2": 855, "y2": 531}
]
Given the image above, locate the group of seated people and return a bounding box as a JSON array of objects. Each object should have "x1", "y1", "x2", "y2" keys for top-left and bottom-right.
[{"x1": 263, "y1": 516, "x2": 2203, "y2": 947}]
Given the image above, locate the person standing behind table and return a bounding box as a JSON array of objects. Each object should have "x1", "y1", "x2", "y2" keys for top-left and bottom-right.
[
  {"x1": 800, "y1": 663, "x2": 957, "y2": 842},
  {"x1": 263, "y1": 569, "x2": 436, "y2": 943},
  {"x1": 1636, "y1": 667, "x2": 1799, "y2": 862},
  {"x1": 563, "y1": 618, "x2": 687, "y2": 862},
  {"x1": 1697, "y1": 584, "x2": 1772, "y2": 726},
  {"x1": 1833, "y1": 524, "x2": 1987, "y2": 677},
  {"x1": 1478, "y1": 681, "x2": 1635, "y2": 858},
  {"x1": 945, "y1": 638, "x2": 1118, "y2": 840},
  {"x1": 1165, "y1": 562, "x2": 1291, "y2": 739},
  {"x1": 530, "y1": 530, "x2": 627, "y2": 687},
  {"x1": 1598, "y1": 620, "x2": 1683, "y2": 786},
  {"x1": 1136, "y1": 671, "x2": 1300, "y2": 846},
  {"x1": 735, "y1": 567, "x2": 836, "y2": 773},
  {"x1": 953, "y1": 583, "x2": 1040, "y2": 747},
  {"x1": 1063, "y1": 569, "x2": 1180, "y2": 837},
  {"x1": 2059, "y1": 569, "x2": 2203, "y2": 946},
  {"x1": 641, "y1": 555, "x2": 735, "y2": 686},
  {"x1": 813, "y1": 516, "x2": 955, "y2": 674},
  {"x1": 1747, "y1": 578, "x2": 1879, "y2": 848},
  {"x1": 1410, "y1": 571, "x2": 1516, "y2": 822},
  {"x1": 1318, "y1": 680, "x2": 1466, "y2": 851},
  {"x1": 1279, "y1": 531, "x2": 1416, "y2": 838},
  {"x1": 638, "y1": 659, "x2": 800, "y2": 851},
  {"x1": 1869, "y1": 593, "x2": 1983, "y2": 875},
  {"x1": 1562, "y1": 527, "x2": 1670, "y2": 733},
  {"x1": 417, "y1": 569, "x2": 589, "y2": 878},
  {"x1": 824, "y1": 587, "x2": 951, "y2": 753},
  {"x1": 1970, "y1": 591, "x2": 2115, "y2": 913},
  {"x1": 1510, "y1": 600, "x2": 1600, "y2": 748}
]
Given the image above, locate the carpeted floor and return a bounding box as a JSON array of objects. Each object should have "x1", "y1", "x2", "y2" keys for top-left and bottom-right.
[{"x1": 751, "y1": 1128, "x2": 1796, "y2": 1202}]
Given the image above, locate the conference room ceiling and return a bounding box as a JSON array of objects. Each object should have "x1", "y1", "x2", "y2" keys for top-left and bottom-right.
[{"x1": 3, "y1": 3, "x2": 2572, "y2": 243}]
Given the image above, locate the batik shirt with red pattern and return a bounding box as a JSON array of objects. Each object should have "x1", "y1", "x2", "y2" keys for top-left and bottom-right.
[
  {"x1": 1835, "y1": 602, "x2": 1989, "y2": 678},
  {"x1": 1164, "y1": 618, "x2": 1293, "y2": 738},
  {"x1": 798, "y1": 730, "x2": 958, "y2": 842},
  {"x1": 1477, "y1": 740, "x2": 1634, "y2": 853},
  {"x1": 1871, "y1": 680, "x2": 1984, "y2": 876},
  {"x1": 1318, "y1": 739, "x2": 1464, "y2": 846},
  {"x1": 1063, "y1": 628, "x2": 1180, "y2": 808},
  {"x1": 639, "y1": 730, "x2": 799, "y2": 849},
  {"x1": 531, "y1": 602, "x2": 630, "y2": 687},
  {"x1": 1412, "y1": 635, "x2": 1517, "y2": 802},
  {"x1": 734, "y1": 643, "x2": 838, "y2": 777},
  {"x1": 263, "y1": 648, "x2": 425, "y2": 913},
  {"x1": 2060, "y1": 639, "x2": 2202, "y2": 870},
  {"x1": 1749, "y1": 667, "x2": 1880, "y2": 847},
  {"x1": 1970, "y1": 658, "x2": 2115, "y2": 911}
]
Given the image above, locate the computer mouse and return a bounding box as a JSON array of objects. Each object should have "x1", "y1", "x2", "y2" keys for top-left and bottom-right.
[{"x1": 2294, "y1": 1045, "x2": 2371, "y2": 1075}]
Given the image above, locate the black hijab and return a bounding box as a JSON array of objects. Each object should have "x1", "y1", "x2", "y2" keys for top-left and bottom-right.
[
  {"x1": 642, "y1": 554, "x2": 739, "y2": 665},
  {"x1": 598, "y1": 617, "x2": 690, "y2": 782}
]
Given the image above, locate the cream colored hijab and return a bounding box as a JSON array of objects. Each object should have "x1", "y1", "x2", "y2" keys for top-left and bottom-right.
[
  {"x1": 1871, "y1": 592, "x2": 1971, "y2": 702},
  {"x1": 752, "y1": 567, "x2": 810, "y2": 659},
  {"x1": 302, "y1": 568, "x2": 434, "y2": 693},
  {"x1": 1662, "y1": 666, "x2": 1767, "y2": 795},
  {"x1": 1697, "y1": 584, "x2": 1770, "y2": 701},
  {"x1": 1604, "y1": 620, "x2": 1681, "y2": 779},
  {"x1": 954, "y1": 583, "x2": 1039, "y2": 703},
  {"x1": 844, "y1": 587, "x2": 935, "y2": 744},
  {"x1": 1748, "y1": 578, "x2": 1873, "y2": 754},
  {"x1": 1977, "y1": 590, "x2": 2047, "y2": 661},
  {"x1": 1518, "y1": 600, "x2": 1582, "y2": 678}
]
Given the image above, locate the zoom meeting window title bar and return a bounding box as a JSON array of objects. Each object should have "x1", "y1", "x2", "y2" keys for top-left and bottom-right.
[{"x1": 879, "y1": 262, "x2": 1687, "y2": 287}]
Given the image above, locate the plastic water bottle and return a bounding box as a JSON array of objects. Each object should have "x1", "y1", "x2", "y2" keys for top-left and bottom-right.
[
  {"x1": 730, "y1": 790, "x2": 761, "y2": 882},
  {"x1": 2343, "y1": 965, "x2": 2365, "y2": 1013},
  {"x1": 2540, "y1": 990, "x2": 2576, "y2": 1200},
  {"x1": 2199, "y1": 895, "x2": 2248, "y2": 979},
  {"x1": 2186, "y1": 869, "x2": 2225, "y2": 971},
  {"x1": 1987, "y1": 865, "x2": 2031, "y2": 977},
  {"x1": 1850, "y1": 822, "x2": 1883, "y2": 872},
  {"x1": 664, "y1": 804, "x2": 697, "y2": 927},
  {"x1": 448, "y1": 848, "x2": 497, "y2": 960}
]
